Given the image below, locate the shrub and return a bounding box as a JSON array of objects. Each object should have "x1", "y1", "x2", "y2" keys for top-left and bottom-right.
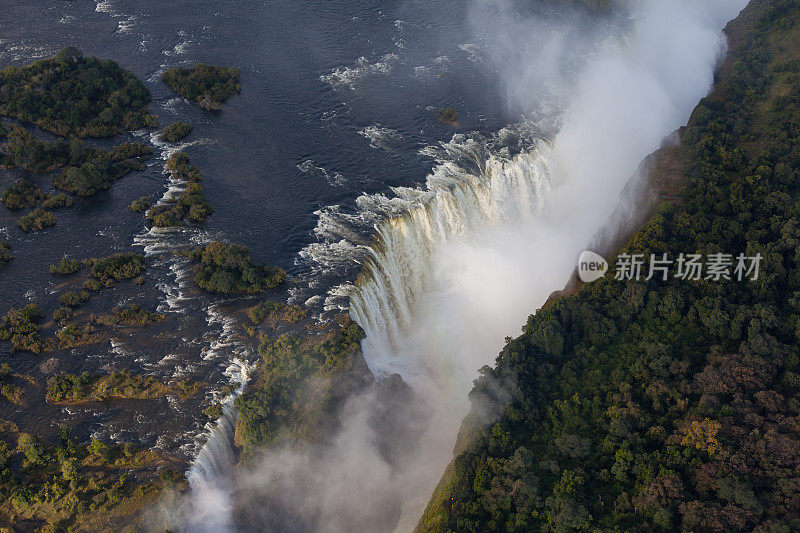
[
  {"x1": 147, "y1": 182, "x2": 213, "y2": 227},
  {"x1": 91, "y1": 304, "x2": 165, "y2": 326},
  {"x1": 204, "y1": 402, "x2": 223, "y2": 419},
  {"x1": 161, "y1": 122, "x2": 193, "y2": 142},
  {"x1": 162, "y1": 64, "x2": 240, "y2": 110},
  {"x1": 17, "y1": 433, "x2": 46, "y2": 467},
  {"x1": 247, "y1": 301, "x2": 284, "y2": 324},
  {"x1": 0, "y1": 304, "x2": 46, "y2": 353},
  {"x1": 82, "y1": 278, "x2": 102, "y2": 292},
  {"x1": 17, "y1": 208, "x2": 55, "y2": 232},
  {"x1": 2, "y1": 180, "x2": 44, "y2": 210},
  {"x1": 46, "y1": 371, "x2": 190, "y2": 403},
  {"x1": 166, "y1": 152, "x2": 203, "y2": 181},
  {"x1": 53, "y1": 162, "x2": 114, "y2": 196},
  {"x1": 247, "y1": 301, "x2": 307, "y2": 324},
  {"x1": 435, "y1": 107, "x2": 458, "y2": 124},
  {"x1": 0, "y1": 242, "x2": 11, "y2": 270},
  {"x1": 53, "y1": 307, "x2": 75, "y2": 323},
  {"x1": 128, "y1": 196, "x2": 151, "y2": 212},
  {"x1": 56, "y1": 323, "x2": 100, "y2": 349},
  {"x1": 83, "y1": 253, "x2": 146, "y2": 284},
  {"x1": 50, "y1": 258, "x2": 80, "y2": 275},
  {"x1": 187, "y1": 241, "x2": 286, "y2": 294},
  {"x1": 146, "y1": 156, "x2": 212, "y2": 227},
  {"x1": 59, "y1": 290, "x2": 90, "y2": 308},
  {"x1": 41, "y1": 193, "x2": 74, "y2": 209}
]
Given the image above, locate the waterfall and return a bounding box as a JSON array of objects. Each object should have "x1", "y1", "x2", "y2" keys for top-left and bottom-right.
[
  {"x1": 267, "y1": 129, "x2": 572, "y2": 531},
  {"x1": 350, "y1": 138, "x2": 556, "y2": 378},
  {"x1": 184, "y1": 357, "x2": 252, "y2": 532}
]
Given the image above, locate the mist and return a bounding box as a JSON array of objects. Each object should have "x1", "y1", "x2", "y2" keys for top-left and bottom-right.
[{"x1": 182, "y1": 1, "x2": 749, "y2": 531}]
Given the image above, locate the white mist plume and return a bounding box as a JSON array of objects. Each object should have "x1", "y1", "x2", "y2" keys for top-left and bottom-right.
[
  {"x1": 549, "y1": 0, "x2": 748, "y2": 237},
  {"x1": 186, "y1": 1, "x2": 749, "y2": 531},
  {"x1": 466, "y1": 0, "x2": 616, "y2": 115}
]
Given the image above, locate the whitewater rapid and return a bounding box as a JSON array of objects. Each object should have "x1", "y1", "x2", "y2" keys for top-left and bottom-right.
[{"x1": 132, "y1": 130, "x2": 260, "y2": 531}]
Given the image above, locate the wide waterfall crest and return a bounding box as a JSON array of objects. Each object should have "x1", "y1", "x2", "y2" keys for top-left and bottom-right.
[{"x1": 348, "y1": 137, "x2": 556, "y2": 378}]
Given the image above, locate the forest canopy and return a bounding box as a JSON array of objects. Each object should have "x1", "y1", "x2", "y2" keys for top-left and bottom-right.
[
  {"x1": 185, "y1": 241, "x2": 286, "y2": 294},
  {"x1": 0, "y1": 47, "x2": 158, "y2": 137},
  {"x1": 162, "y1": 64, "x2": 240, "y2": 111},
  {"x1": 161, "y1": 121, "x2": 193, "y2": 142}
]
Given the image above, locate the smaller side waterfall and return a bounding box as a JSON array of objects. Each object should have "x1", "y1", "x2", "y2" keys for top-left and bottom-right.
[{"x1": 184, "y1": 357, "x2": 252, "y2": 532}]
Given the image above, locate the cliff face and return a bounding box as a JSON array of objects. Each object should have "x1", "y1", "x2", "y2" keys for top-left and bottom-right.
[{"x1": 418, "y1": 1, "x2": 800, "y2": 531}]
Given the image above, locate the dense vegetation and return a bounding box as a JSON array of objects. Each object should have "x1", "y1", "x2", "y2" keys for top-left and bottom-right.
[
  {"x1": 59, "y1": 290, "x2": 90, "y2": 308},
  {"x1": 55, "y1": 322, "x2": 100, "y2": 349},
  {"x1": 0, "y1": 242, "x2": 11, "y2": 270},
  {"x1": 0, "y1": 424, "x2": 184, "y2": 531},
  {"x1": 164, "y1": 151, "x2": 203, "y2": 182},
  {"x1": 419, "y1": 3, "x2": 800, "y2": 532},
  {"x1": 53, "y1": 307, "x2": 75, "y2": 324},
  {"x1": 91, "y1": 304, "x2": 165, "y2": 326},
  {"x1": 2, "y1": 124, "x2": 152, "y2": 172},
  {"x1": 17, "y1": 208, "x2": 55, "y2": 232},
  {"x1": 0, "y1": 304, "x2": 48, "y2": 354},
  {"x1": 203, "y1": 402, "x2": 223, "y2": 419},
  {"x1": 186, "y1": 241, "x2": 286, "y2": 294},
  {"x1": 1, "y1": 252, "x2": 150, "y2": 352},
  {"x1": 83, "y1": 253, "x2": 146, "y2": 287},
  {"x1": 0, "y1": 363, "x2": 24, "y2": 405},
  {"x1": 247, "y1": 300, "x2": 307, "y2": 325},
  {"x1": 0, "y1": 124, "x2": 152, "y2": 198},
  {"x1": 50, "y1": 258, "x2": 80, "y2": 275},
  {"x1": 235, "y1": 316, "x2": 365, "y2": 453},
  {"x1": 161, "y1": 121, "x2": 192, "y2": 142},
  {"x1": 41, "y1": 192, "x2": 73, "y2": 209},
  {"x1": 435, "y1": 107, "x2": 458, "y2": 125},
  {"x1": 162, "y1": 64, "x2": 240, "y2": 110},
  {"x1": 147, "y1": 182, "x2": 213, "y2": 227},
  {"x1": 46, "y1": 371, "x2": 195, "y2": 403},
  {"x1": 0, "y1": 47, "x2": 157, "y2": 137},
  {"x1": 128, "y1": 196, "x2": 151, "y2": 212},
  {"x1": 146, "y1": 152, "x2": 212, "y2": 226},
  {"x1": 51, "y1": 142, "x2": 152, "y2": 197},
  {"x1": 1, "y1": 179, "x2": 44, "y2": 210}
]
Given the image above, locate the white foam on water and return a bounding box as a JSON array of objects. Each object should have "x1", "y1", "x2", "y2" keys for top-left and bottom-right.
[
  {"x1": 297, "y1": 159, "x2": 346, "y2": 187},
  {"x1": 320, "y1": 53, "x2": 399, "y2": 90},
  {"x1": 164, "y1": 30, "x2": 191, "y2": 57},
  {"x1": 358, "y1": 125, "x2": 404, "y2": 151},
  {"x1": 458, "y1": 42, "x2": 482, "y2": 63}
]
